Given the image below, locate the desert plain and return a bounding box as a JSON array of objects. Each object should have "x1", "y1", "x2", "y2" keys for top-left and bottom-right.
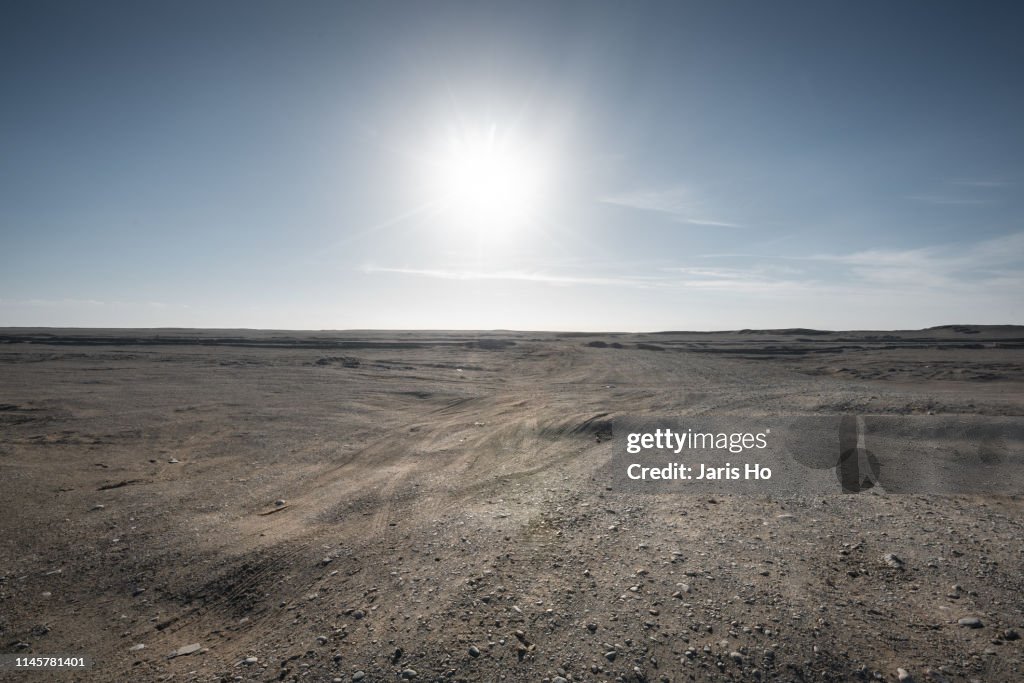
[{"x1": 1, "y1": 326, "x2": 1023, "y2": 682}]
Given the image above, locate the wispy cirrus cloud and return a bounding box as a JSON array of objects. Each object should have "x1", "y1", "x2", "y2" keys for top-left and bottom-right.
[
  {"x1": 907, "y1": 177, "x2": 1012, "y2": 205},
  {"x1": 906, "y1": 194, "x2": 995, "y2": 206},
  {"x1": 361, "y1": 264, "x2": 810, "y2": 294},
  {"x1": 0, "y1": 297, "x2": 187, "y2": 308},
  {"x1": 682, "y1": 218, "x2": 742, "y2": 228},
  {"x1": 361, "y1": 233, "x2": 1024, "y2": 300},
  {"x1": 948, "y1": 179, "x2": 1011, "y2": 188},
  {"x1": 600, "y1": 184, "x2": 741, "y2": 227},
  {"x1": 810, "y1": 231, "x2": 1024, "y2": 290},
  {"x1": 359, "y1": 265, "x2": 660, "y2": 288}
]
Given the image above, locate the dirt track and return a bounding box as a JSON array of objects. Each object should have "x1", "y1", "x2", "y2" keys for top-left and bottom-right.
[{"x1": 1, "y1": 327, "x2": 1023, "y2": 682}]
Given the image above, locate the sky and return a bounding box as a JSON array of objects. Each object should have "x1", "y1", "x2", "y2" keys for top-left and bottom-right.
[{"x1": 2, "y1": 0, "x2": 1022, "y2": 331}]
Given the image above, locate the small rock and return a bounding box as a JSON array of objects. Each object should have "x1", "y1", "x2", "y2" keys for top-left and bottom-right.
[
  {"x1": 351, "y1": 609, "x2": 365, "y2": 619},
  {"x1": 168, "y1": 458, "x2": 180, "y2": 464},
  {"x1": 468, "y1": 645, "x2": 480, "y2": 657},
  {"x1": 316, "y1": 635, "x2": 328, "y2": 645},
  {"x1": 1003, "y1": 629, "x2": 1020, "y2": 641},
  {"x1": 604, "y1": 650, "x2": 617, "y2": 661},
  {"x1": 553, "y1": 677, "x2": 568, "y2": 683},
  {"x1": 90, "y1": 504, "x2": 105, "y2": 511},
  {"x1": 400, "y1": 669, "x2": 417, "y2": 679},
  {"x1": 730, "y1": 651, "x2": 743, "y2": 663},
  {"x1": 242, "y1": 656, "x2": 258, "y2": 665},
  {"x1": 129, "y1": 644, "x2": 145, "y2": 652},
  {"x1": 897, "y1": 667, "x2": 913, "y2": 682},
  {"x1": 883, "y1": 553, "x2": 905, "y2": 569},
  {"x1": 168, "y1": 643, "x2": 201, "y2": 659},
  {"x1": 958, "y1": 617, "x2": 983, "y2": 628},
  {"x1": 586, "y1": 623, "x2": 598, "y2": 632},
  {"x1": 352, "y1": 672, "x2": 365, "y2": 681},
  {"x1": 274, "y1": 499, "x2": 286, "y2": 507}
]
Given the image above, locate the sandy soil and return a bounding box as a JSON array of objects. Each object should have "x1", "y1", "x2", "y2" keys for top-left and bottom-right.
[{"x1": 1, "y1": 326, "x2": 1022, "y2": 683}]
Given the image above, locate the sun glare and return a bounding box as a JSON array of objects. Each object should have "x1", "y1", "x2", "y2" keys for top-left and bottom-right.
[{"x1": 429, "y1": 127, "x2": 547, "y2": 234}]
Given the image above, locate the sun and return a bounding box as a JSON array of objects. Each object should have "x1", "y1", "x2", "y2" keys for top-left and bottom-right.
[{"x1": 428, "y1": 127, "x2": 547, "y2": 234}]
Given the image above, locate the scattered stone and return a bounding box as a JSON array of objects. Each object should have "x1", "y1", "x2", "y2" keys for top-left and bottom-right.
[
  {"x1": 883, "y1": 553, "x2": 905, "y2": 569},
  {"x1": 897, "y1": 667, "x2": 913, "y2": 682},
  {"x1": 316, "y1": 635, "x2": 329, "y2": 645},
  {"x1": 352, "y1": 609, "x2": 365, "y2": 619},
  {"x1": 730, "y1": 651, "x2": 743, "y2": 663},
  {"x1": 242, "y1": 656, "x2": 258, "y2": 665},
  {"x1": 274, "y1": 499, "x2": 286, "y2": 507},
  {"x1": 553, "y1": 677, "x2": 567, "y2": 683},
  {"x1": 129, "y1": 644, "x2": 145, "y2": 652},
  {"x1": 586, "y1": 623, "x2": 598, "y2": 632},
  {"x1": 90, "y1": 504, "x2": 105, "y2": 511},
  {"x1": 168, "y1": 643, "x2": 201, "y2": 659},
  {"x1": 958, "y1": 617, "x2": 983, "y2": 629},
  {"x1": 352, "y1": 672, "x2": 365, "y2": 681},
  {"x1": 168, "y1": 458, "x2": 180, "y2": 464},
  {"x1": 604, "y1": 650, "x2": 617, "y2": 661},
  {"x1": 468, "y1": 645, "x2": 480, "y2": 657},
  {"x1": 400, "y1": 669, "x2": 417, "y2": 679}
]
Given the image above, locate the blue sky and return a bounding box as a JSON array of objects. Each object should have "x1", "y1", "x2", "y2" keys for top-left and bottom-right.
[{"x1": 2, "y1": 1, "x2": 1022, "y2": 330}]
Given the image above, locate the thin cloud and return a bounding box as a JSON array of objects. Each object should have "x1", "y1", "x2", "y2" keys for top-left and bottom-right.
[
  {"x1": 684, "y1": 218, "x2": 742, "y2": 228},
  {"x1": 906, "y1": 195, "x2": 995, "y2": 205},
  {"x1": 362, "y1": 264, "x2": 808, "y2": 294},
  {"x1": 359, "y1": 265, "x2": 660, "y2": 288},
  {"x1": 810, "y1": 231, "x2": 1024, "y2": 290},
  {"x1": 0, "y1": 297, "x2": 185, "y2": 308},
  {"x1": 601, "y1": 184, "x2": 740, "y2": 227},
  {"x1": 948, "y1": 179, "x2": 1011, "y2": 188},
  {"x1": 601, "y1": 186, "x2": 691, "y2": 214},
  {"x1": 362, "y1": 233, "x2": 1024, "y2": 301}
]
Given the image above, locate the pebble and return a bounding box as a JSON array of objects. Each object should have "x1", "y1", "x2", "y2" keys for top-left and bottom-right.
[
  {"x1": 896, "y1": 667, "x2": 912, "y2": 681},
  {"x1": 468, "y1": 645, "x2": 480, "y2": 657},
  {"x1": 553, "y1": 678, "x2": 568, "y2": 683},
  {"x1": 352, "y1": 672, "x2": 365, "y2": 681},
  {"x1": 400, "y1": 669, "x2": 417, "y2": 679},
  {"x1": 604, "y1": 650, "x2": 617, "y2": 661},
  {"x1": 242, "y1": 656, "x2": 257, "y2": 665},
  {"x1": 129, "y1": 644, "x2": 145, "y2": 652},
  {"x1": 168, "y1": 643, "x2": 201, "y2": 659},
  {"x1": 168, "y1": 458, "x2": 180, "y2": 464},
  {"x1": 883, "y1": 553, "x2": 905, "y2": 569},
  {"x1": 274, "y1": 499, "x2": 286, "y2": 507},
  {"x1": 586, "y1": 623, "x2": 598, "y2": 632},
  {"x1": 316, "y1": 635, "x2": 329, "y2": 645},
  {"x1": 958, "y1": 617, "x2": 983, "y2": 628}
]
